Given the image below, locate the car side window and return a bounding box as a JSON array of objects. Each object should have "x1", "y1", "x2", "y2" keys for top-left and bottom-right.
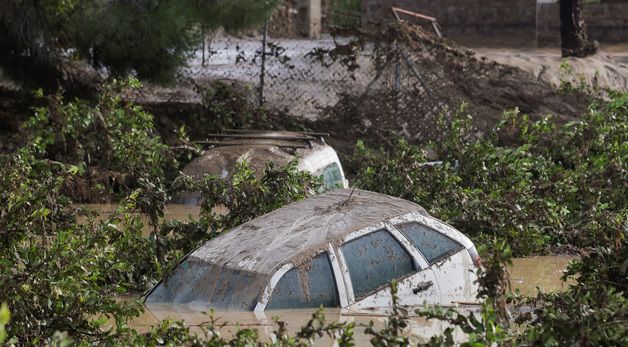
[
  {"x1": 266, "y1": 252, "x2": 340, "y2": 310},
  {"x1": 396, "y1": 222, "x2": 464, "y2": 264},
  {"x1": 318, "y1": 162, "x2": 344, "y2": 190},
  {"x1": 341, "y1": 229, "x2": 415, "y2": 300}
]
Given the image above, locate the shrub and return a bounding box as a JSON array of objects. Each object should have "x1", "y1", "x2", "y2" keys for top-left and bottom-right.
[
  {"x1": 353, "y1": 93, "x2": 627, "y2": 255},
  {"x1": 0, "y1": 147, "x2": 147, "y2": 343},
  {"x1": 23, "y1": 79, "x2": 178, "y2": 201}
]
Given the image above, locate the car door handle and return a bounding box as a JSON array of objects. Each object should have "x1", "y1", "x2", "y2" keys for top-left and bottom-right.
[{"x1": 413, "y1": 280, "x2": 434, "y2": 294}]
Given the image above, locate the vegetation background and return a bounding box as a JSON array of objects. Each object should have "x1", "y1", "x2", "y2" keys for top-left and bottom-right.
[{"x1": 0, "y1": 0, "x2": 626, "y2": 345}]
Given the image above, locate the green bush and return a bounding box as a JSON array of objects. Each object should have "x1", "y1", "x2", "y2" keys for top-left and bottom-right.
[
  {"x1": 513, "y1": 238, "x2": 627, "y2": 346},
  {"x1": 0, "y1": 303, "x2": 9, "y2": 344},
  {"x1": 23, "y1": 79, "x2": 178, "y2": 201},
  {"x1": 353, "y1": 93, "x2": 627, "y2": 255},
  {"x1": 0, "y1": 144, "x2": 323, "y2": 344},
  {"x1": 0, "y1": 147, "x2": 148, "y2": 343}
]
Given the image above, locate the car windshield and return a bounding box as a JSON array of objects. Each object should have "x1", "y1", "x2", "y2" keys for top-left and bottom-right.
[{"x1": 146, "y1": 257, "x2": 267, "y2": 311}]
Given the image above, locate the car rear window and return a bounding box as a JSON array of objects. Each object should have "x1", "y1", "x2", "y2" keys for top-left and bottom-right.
[
  {"x1": 341, "y1": 229, "x2": 415, "y2": 300},
  {"x1": 395, "y1": 222, "x2": 464, "y2": 264},
  {"x1": 145, "y1": 258, "x2": 265, "y2": 311},
  {"x1": 266, "y1": 252, "x2": 340, "y2": 310}
]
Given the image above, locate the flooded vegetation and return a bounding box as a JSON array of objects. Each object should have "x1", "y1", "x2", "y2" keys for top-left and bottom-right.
[
  {"x1": 0, "y1": 0, "x2": 626, "y2": 345},
  {"x1": 1, "y1": 85, "x2": 624, "y2": 344},
  {"x1": 126, "y1": 255, "x2": 575, "y2": 335}
]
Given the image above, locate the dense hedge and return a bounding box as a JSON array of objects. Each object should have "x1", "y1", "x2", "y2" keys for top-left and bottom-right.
[
  {"x1": 353, "y1": 94, "x2": 627, "y2": 255},
  {"x1": 0, "y1": 83, "x2": 625, "y2": 345}
]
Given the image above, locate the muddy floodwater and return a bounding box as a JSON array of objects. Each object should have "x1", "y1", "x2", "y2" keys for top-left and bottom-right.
[
  {"x1": 123, "y1": 256, "x2": 575, "y2": 344},
  {"x1": 77, "y1": 203, "x2": 204, "y2": 237},
  {"x1": 82, "y1": 204, "x2": 575, "y2": 342},
  {"x1": 510, "y1": 256, "x2": 575, "y2": 296}
]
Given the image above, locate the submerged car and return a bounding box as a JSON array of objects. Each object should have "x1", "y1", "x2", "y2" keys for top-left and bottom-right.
[
  {"x1": 146, "y1": 189, "x2": 480, "y2": 311},
  {"x1": 175, "y1": 131, "x2": 348, "y2": 204}
]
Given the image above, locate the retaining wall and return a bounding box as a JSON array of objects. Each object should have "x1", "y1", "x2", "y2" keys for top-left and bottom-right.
[{"x1": 361, "y1": 0, "x2": 628, "y2": 44}]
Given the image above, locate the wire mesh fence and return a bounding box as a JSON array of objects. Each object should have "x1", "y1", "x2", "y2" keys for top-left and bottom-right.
[
  {"x1": 180, "y1": 32, "x2": 376, "y2": 119},
  {"x1": 178, "y1": 14, "x2": 573, "y2": 147},
  {"x1": 178, "y1": 17, "x2": 450, "y2": 125}
]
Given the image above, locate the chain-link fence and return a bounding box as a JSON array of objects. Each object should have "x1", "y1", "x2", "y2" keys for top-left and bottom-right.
[
  {"x1": 176, "y1": 12, "x2": 583, "y2": 147},
  {"x1": 178, "y1": 13, "x2": 448, "y2": 123},
  {"x1": 181, "y1": 27, "x2": 376, "y2": 120}
]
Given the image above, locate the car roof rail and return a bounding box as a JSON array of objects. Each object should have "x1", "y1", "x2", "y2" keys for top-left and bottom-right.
[
  {"x1": 196, "y1": 140, "x2": 309, "y2": 149},
  {"x1": 222, "y1": 129, "x2": 330, "y2": 140},
  {"x1": 196, "y1": 130, "x2": 330, "y2": 150}
]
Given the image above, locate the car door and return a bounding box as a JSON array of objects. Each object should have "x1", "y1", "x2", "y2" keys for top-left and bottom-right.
[
  {"x1": 336, "y1": 224, "x2": 441, "y2": 310},
  {"x1": 256, "y1": 249, "x2": 346, "y2": 311},
  {"x1": 394, "y1": 221, "x2": 477, "y2": 305}
]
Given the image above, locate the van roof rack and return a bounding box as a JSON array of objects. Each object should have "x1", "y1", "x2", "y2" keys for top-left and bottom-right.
[
  {"x1": 196, "y1": 140, "x2": 309, "y2": 149},
  {"x1": 196, "y1": 130, "x2": 330, "y2": 149},
  {"x1": 222, "y1": 129, "x2": 330, "y2": 138}
]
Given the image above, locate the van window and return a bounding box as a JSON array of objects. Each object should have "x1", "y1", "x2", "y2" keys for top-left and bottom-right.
[
  {"x1": 317, "y1": 163, "x2": 344, "y2": 190},
  {"x1": 396, "y1": 222, "x2": 464, "y2": 264},
  {"x1": 266, "y1": 252, "x2": 339, "y2": 310},
  {"x1": 341, "y1": 229, "x2": 415, "y2": 299}
]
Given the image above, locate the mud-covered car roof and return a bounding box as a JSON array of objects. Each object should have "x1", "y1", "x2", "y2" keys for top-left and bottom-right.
[
  {"x1": 186, "y1": 189, "x2": 428, "y2": 275},
  {"x1": 146, "y1": 189, "x2": 432, "y2": 309},
  {"x1": 182, "y1": 131, "x2": 328, "y2": 181}
]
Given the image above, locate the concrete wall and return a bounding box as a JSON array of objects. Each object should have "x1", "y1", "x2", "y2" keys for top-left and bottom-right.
[
  {"x1": 361, "y1": 0, "x2": 628, "y2": 44},
  {"x1": 269, "y1": 0, "x2": 323, "y2": 38},
  {"x1": 362, "y1": 0, "x2": 536, "y2": 35},
  {"x1": 537, "y1": 1, "x2": 628, "y2": 45}
]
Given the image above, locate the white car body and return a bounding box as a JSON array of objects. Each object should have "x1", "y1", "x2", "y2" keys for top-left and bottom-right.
[
  {"x1": 146, "y1": 189, "x2": 479, "y2": 311},
  {"x1": 175, "y1": 131, "x2": 348, "y2": 205},
  {"x1": 297, "y1": 144, "x2": 349, "y2": 189}
]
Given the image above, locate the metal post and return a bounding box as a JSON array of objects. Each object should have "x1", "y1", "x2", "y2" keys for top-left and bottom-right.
[
  {"x1": 535, "y1": 0, "x2": 539, "y2": 47},
  {"x1": 259, "y1": 19, "x2": 268, "y2": 107},
  {"x1": 394, "y1": 57, "x2": 401, "y2": 92},
  {"x1": 201, "y1": 26, "x2": 206, "y2": 67}
]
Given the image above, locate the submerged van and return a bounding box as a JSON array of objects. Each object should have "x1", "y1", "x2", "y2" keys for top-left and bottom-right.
[{"x1": 175, "y1": 131, "x2": 349, "y2": 205}]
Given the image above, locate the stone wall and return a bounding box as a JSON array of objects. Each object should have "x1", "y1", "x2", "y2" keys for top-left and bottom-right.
[
  {"x1": 362, "y1": 0, "x2": 536, "y2": 35},
  {"x1": 361, "y1": 0, "x2": 628, "y2": 44}
]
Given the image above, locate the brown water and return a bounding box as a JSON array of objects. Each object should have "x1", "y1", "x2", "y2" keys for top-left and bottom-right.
[
  {"x1": 127, "y1": 305, "x2": 465, "y2": 345},
  {"x1": 510, "y1": 256, "x2": 575, "y2": 296},
  {"x1": 78, "y1": 204, "x2": 575, "y2": 342},
  {"x1": 120, "y1": 256, "x2": 575, "y2": 344},
  {"x1": 77, "y1": 204, "x2": 204, "y2": 237}
]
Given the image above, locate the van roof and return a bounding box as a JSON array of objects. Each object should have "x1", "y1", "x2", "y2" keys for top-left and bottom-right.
[{"x1": 183, "y1": 131, "x2": 328, "y2": 180}]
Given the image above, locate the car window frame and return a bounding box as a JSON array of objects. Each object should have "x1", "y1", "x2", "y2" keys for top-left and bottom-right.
[
  {"x1": 254, "y1": 212, "x2": 473, "y2": 311},
  {"x1": 335, "y1": 221, "x2": 431, "y2": 305},
  {"x1": 388, "y1": 212, "x2": 474, "y2": 250},
  {"x1": 254, "y1": 244, "x2": 348, "y2": 312},
  {"x1": 394, "y1": 221, "x2": 465, "y2": 265}
]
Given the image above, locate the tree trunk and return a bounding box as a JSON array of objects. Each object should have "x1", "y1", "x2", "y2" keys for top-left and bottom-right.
[{"x1": 560, "y1": 0, "x2": 597, "y2": 57}]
